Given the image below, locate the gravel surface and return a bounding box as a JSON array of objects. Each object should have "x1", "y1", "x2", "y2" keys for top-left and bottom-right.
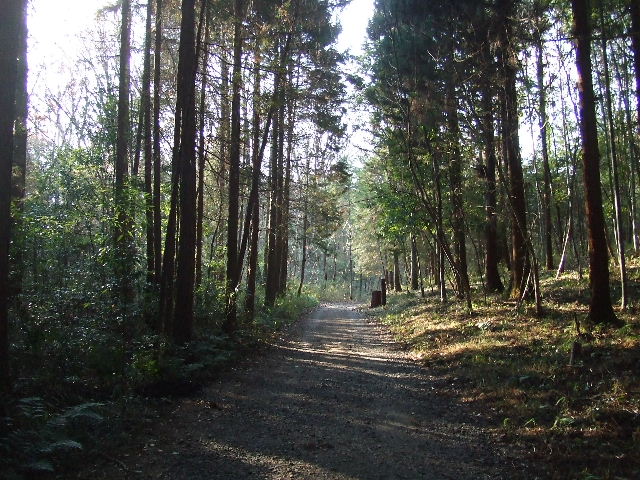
[{"x1": 80, "y1": 303, "x2": 528, "y2": 479}]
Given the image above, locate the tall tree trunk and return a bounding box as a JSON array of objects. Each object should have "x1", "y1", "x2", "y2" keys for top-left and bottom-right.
[
  {"x1": 159, "y1": 69, "x2": 183, "y2": 334},
  {"x1": 11, "y1": 0, "x2": 27, "y2": 303},
  {"x1": 172, "y1": 0, "x2": 198, "y2": 344},
  {"x1": 115, "y1": 0, "x2": 134, "y2": 322},
  {"x1": 599, "y1": 4, "x2": 627, "y2": 309},
  {"x1": 141, "y1": 0, "x2": 155, "y2": 284},
  {"x1": 433, "y1": 152, "x2": 447, "y2": 303},
  {"x1": 482, "y1": 83, "x2": 504, "y2": 292},
  {"x1": 393, "y1": 250, "x2": 401, "y2": 292},
  {"x1": 497, "y1": 0, "x2": 530, "y2": 300},
  {"x1": 536, "y1": 33, "x2": 554, "y2": 271},
  {"x1": 447, "y1": 81, "x2": 469, "y2": 299},
  {"x1": 629, "y1": 2, "x2": 640, "y2": 251},
  {"x1": 195, "y1": 5, "x2": 210, "y2": 288},
  {"x1": 224, "y1": 0, "x2": 244, "y2": 333},
  {"x1": 274, "y1": 100, "x2": 286, "y2": 292},
  {"x1": 613, "y1": 51, "x2": 639, "y2": 253},
  {"x1": 244, "y1": 52, "x2": 262, "y2": 319},
  {"x1": 279, "y1": 91, "x2": 294, "y2": 296},
  {"x1": 631, "y1": 1, "x2": 640, "y2": 138},
  {"x1": 0, "y1": 0, "x2": 24, "y2": 392},
  {"x1": 265, "y1": 92, "x2": 280, "y2": 308},
  {"x1": 349, "y1": 241, "x2": 354, "y2": 300},
  {"x1": 297, "y1": 159, "x2": 309, "y2": 297},
  {"x1": 410, "y1": 234, "x2": 419, "y2": 290},
  {"x1": 571, "y1": 0, "x2": 620, "y2": 326},
  {"x1": 152, "y1": 0, "x2": 163, "y2": 289}
]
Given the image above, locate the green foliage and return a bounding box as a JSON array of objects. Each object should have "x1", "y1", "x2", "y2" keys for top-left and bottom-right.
[
  {"x1": 0, "y1": 397, "x2": 104, "y2": 478},
  {"x1": 254, "y1": 292, "x2": 319, "y2": 330},
  {"x1": 130, "y1": 334, "x2": 238, "y2": 397}
]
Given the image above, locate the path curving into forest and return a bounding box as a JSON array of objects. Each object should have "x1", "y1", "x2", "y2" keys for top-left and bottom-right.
[{"x1": 83, "y1": 304, "x2": 529, "y2": 479}]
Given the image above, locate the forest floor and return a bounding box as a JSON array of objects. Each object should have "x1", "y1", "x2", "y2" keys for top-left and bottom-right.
[
  {"x1": 74, "y1": 303, "x2": 531, "y2": 480},
  {"x1": 371, "y1": 281, "x2": 640, "y2": 480}
]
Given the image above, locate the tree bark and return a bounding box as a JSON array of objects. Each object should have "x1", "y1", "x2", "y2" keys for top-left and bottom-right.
[
  {"x1": 297, "y1": 199, "x2": 308, "y2": 297},
  {"x1": 631, "y1": 1, "x2": 640, "y2": 139},
  {"x1": 195, "y1": 4, "x2": 210, "y2": 288},
  {"x1": 279, "y1": 89, "x2": 295, "y2": 296},
  {"x1": 152, "y1": 0, "x2": 163, "y2": 289},
  {"x1": 433, "y1": 152, "x2": 447, "y2": 303},
  {"x1": 11, "y1": 0, "x2": 27, "y2": 303},
  {"x1": 274, "y1": 100, "x2": 287, "y2": 292},
  {"x1": 481, "y1": 83, "x2": 504, "y2": 292},
  {"x1": 244, "y1": 51, "x2": 262, "y2": 319},
  {"x1": 0, "y1": 0, "x2": 23, "y2": 391},
  {"x1": 264, "y1": 79, "x2": 282, "y2": 308},
  {"x1": 410, "y1": 234, "x2": 419, "y2": 290},
  {"x1": 141, "y1": 0, "x2": 155, "y2": 284},
  {"x1": 224, "y1": 0, "x2": 244, "y2": 333},
  {"x1": 393, "y1": 250, "x2": 401, "y2": 292},
  {"x1": 536, "y1": 34, "x2": 554, "y2": 271},
  {"x1": 446, "y1": 81, "x2": 469, "y2": 299},
  {"x1": 571, "y1": 0, "x2": 620, "y2": 326},
  {"x1": 497, "y1": 0, "x2": 530, "y2": 300},
  {"x1": 629, "y1": 1, "x2": 640, "y2": 251},
  {"x1": 172, "y1": 0, "x2": 198, "y2": 344},
  {"x1": 115, "y1": 0, "x2": 134, "y2": 314},
  {"x1": 599, "y1": 5, "x2": 627, "y2": 309}
]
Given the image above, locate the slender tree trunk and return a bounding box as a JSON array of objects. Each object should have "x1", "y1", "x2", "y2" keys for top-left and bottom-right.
[
  {"x1": 433, "y1": 153, "x2": 447, "y2": 303},
  {"x1": 613, "y1": 51, "x2": 639, "y2": 252},
  {"x1": 141, "y1": 0, "x2": 155, "y2": 284},
  {"x1": 536, "y1": 34, "x2": 554, "y2": 271},
  {"x1": 244, "y1": 52, "x2": 262, "y2": 319},
  {"x1": 115, "y1": 0, "x2": 134, "y2": 324},
  {"x1": 416, "y1": 237, "x2": 425, "y2": 298},
  {"x1": 159, "y1": 72, "x2": 183, "y2": 334},
  {"x1": 274, "y1": 101, "x2": 286, "y2": 291},
  {"x1": 11, "y1": 0, "x2": 27, "y2": 302},
  {"x1": 447, "y1": 81, "x2": 469, "y2": 299},
  {"x1": 152, "y1": 0, "x2": 163, "y2": 289},
  {"x1": 599, "y1": 5, "x2": 627, "y2": 309},
  {"x1": 393, "y1": 250, "x2": 401, "y2": 292},
  {"x1": 323, "y1": 250, "x2": 328, "y2": 287},
  {"x1": 629, "y1": 1, "x2": 640, "y2": 252},
  {"x1": 631, "y1": 1, "x2": 640, "y2": 139},
  {"x1": 410, "y1": 234, "x2": 419, "y2": 290},
  {"x1": 482, "y1": 84, "x2": 504, "y2": 292},
  {"x1": 0, "y1": 0, "x2": 23, "y2": 392},
  {"x1": 297, "y1": 202, "x2": 308, "y2": 297},
  {"x1": 279, "y1": 91, "x2": 294, "y2": 296},
  {"x1": 172, "y1": 0, "x2": 198, "y2": 344},
  {"x1": 224, "y1": 0, "x2": 244, "y2": 333},
  {"x1": 195, "y1": 6, "x2": 210, "y2": 288},
  {"x1": 498, "y1": 0, "x2": 530, "y2": 300},
  {"x1": 265, "y1": 82, "x2": 281, "y2": 308},
  {"x1": 571, "y1": 0, "x2": 620, "y2": 326}
]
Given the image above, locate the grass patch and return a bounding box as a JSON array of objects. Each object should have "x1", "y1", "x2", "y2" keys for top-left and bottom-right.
[{"x1": 368, "y1": 274, "x2": 640, "y2": 480}]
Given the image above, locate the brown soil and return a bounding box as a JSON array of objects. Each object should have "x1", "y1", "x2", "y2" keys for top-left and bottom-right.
[{"x1": 77, "y1": 303, "x2": 534, "y2": 479}]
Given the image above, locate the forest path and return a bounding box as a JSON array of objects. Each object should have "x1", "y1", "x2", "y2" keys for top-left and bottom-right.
[{"x1": 84, "y1": 303, "x2": 526, "y2": 479}]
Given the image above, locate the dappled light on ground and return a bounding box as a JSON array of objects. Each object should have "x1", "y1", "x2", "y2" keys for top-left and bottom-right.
[{"x1": 79, "y1": 304, "x2": 525, "y2": 479}]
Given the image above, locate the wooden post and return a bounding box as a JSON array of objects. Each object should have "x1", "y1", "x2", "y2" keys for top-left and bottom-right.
[
  {"x1": 380, "y1": 277, "x2": 387, "y2": 306},
  {"x1": 371, "y1": 290, "x2": 382, "y2": 308}
]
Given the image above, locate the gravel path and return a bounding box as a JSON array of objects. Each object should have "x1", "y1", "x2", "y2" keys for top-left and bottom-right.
[{"x1": 85, "y1": 303, "x2": 526, "y2": 479}]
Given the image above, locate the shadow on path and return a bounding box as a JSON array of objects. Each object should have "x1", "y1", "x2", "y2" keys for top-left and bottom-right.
[{"x1": 86, "y1": 304, "x2": 525, "y2": 480}]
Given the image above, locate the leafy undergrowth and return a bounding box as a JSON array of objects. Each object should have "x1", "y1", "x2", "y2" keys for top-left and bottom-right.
[
  {"x1": 1, "y1": 292, "x2": 318, "y2": 479},
  {"x1": 369, "y1": 274, "x2": 639, "y2": 480}
]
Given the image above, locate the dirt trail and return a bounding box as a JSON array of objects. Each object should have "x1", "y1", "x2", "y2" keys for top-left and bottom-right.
[{"x1": 83, "y1": 303, "x2": 528, "y2": 479}]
